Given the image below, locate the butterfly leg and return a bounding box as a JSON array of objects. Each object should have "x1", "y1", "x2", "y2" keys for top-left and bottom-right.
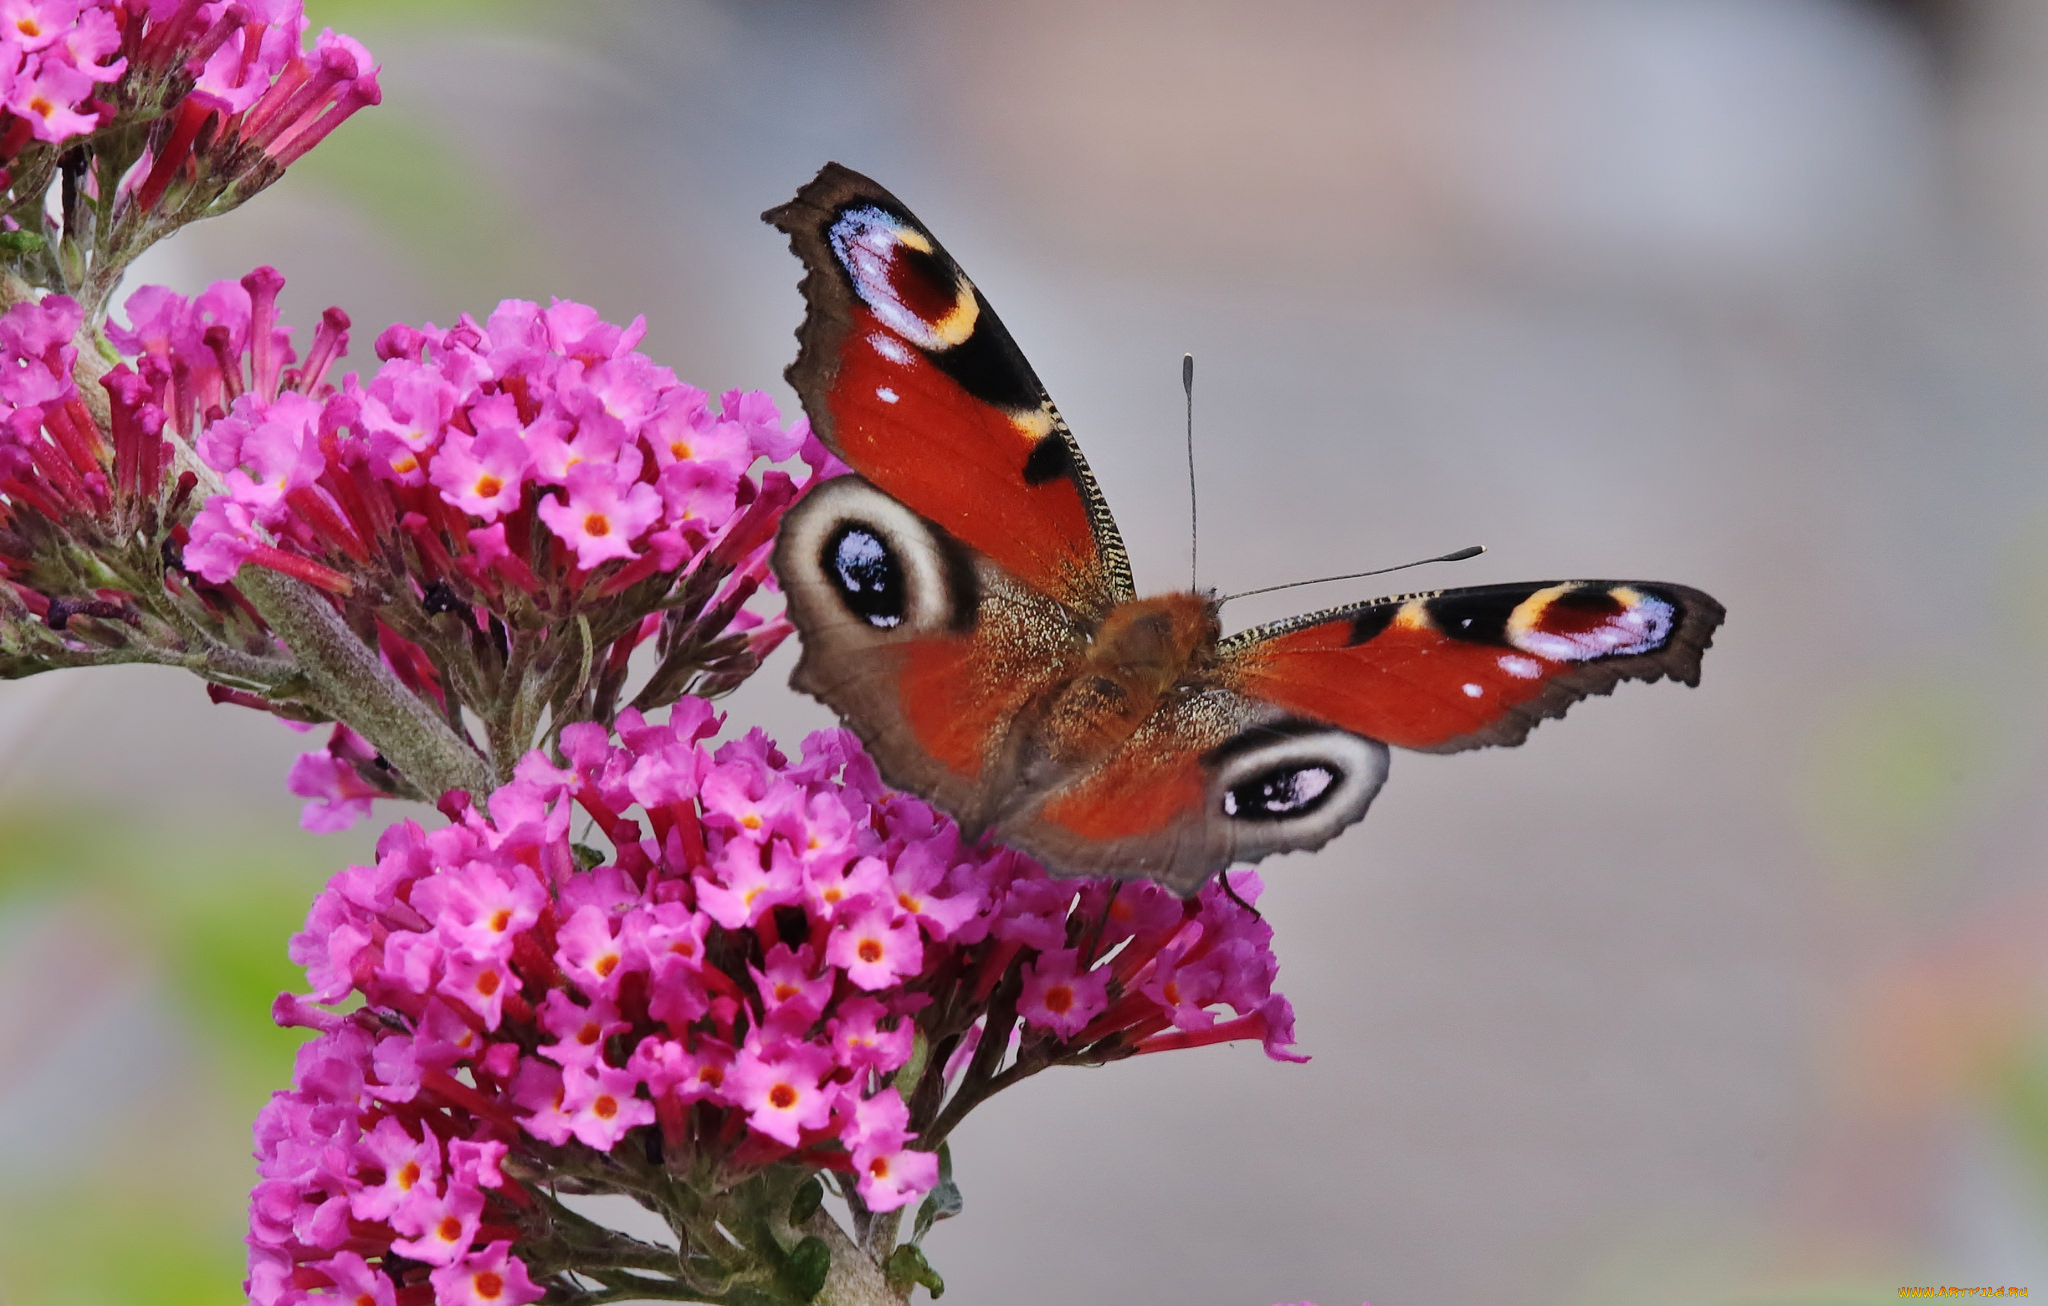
[
  {"x1": 1218, "y1": 870, "x2": 1262, "y2": 921},
  {"x1": 1080, "y1": 882, "x2": 1123, "y2": 965}
]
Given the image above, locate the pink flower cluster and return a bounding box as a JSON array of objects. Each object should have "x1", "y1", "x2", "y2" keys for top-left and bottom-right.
[
  {"x1": 250, "y1": 706, "x2": 1302, "y2": 1303},
  {"x1": 0, "y1": 295, "x2": 116, "y2": 527},
  {"x1": 0, "y1": 272, "x2": 359, "y2": 638},
  {"x1": 0, "y1": 1, "x2": 380, "y2": 194},
  {"x1": 0, "y1": 0, "x2": 123, "y2": 156},
  {"x1": 0, "y1": 292, "x2": 177, "y2": 626},
  {"x1": 174, "y1": 280, "x2": 808, "y2": 606}
]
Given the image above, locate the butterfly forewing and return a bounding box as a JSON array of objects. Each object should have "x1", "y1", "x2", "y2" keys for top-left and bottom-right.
[
  {"x1": 764, "y1": 164, "x2": 1133, "y2": 617},
  {"x1": 1220, "y1": 580, "x2": 1726, "y2": 753}
]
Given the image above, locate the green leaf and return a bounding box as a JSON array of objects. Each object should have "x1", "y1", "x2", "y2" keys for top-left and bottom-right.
[
  {"x1": 776, "y1": 1234, "x2": 831, "y2": 1302},
  {"x1": 788, "y1": 1175, "x2": 825, "y2": 1226},
  {"x1": 0, "y1": 230, "x2": 45, "y2": 254},
  {"x1": 884, "y1": 1244, "x2": 945, "y2": 1300},
  {"x1": 570, "y1": 842, "x2": 605, "y2": 871},
  {"x1": 910, "y1": 1143, "x2": 960, "y2": 1245}
]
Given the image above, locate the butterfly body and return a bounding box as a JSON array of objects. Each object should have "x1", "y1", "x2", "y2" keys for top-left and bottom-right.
[{"x1": 767, "y1": 164, "x2": 1725, "y2": 893}]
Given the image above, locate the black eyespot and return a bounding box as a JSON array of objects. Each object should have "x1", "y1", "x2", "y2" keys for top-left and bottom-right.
[
  {"x1": 1222, "y1": 764, "x2": 1338, "y2": 822},
  {"x1": 824, "y1": 524, "x2": 905, "y2": 628}
]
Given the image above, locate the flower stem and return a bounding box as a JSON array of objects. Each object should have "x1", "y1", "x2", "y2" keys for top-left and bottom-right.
[
  {"x1": 234, "y1": 563, "x2": 494, "y2": 801},
  {"x1": 806, "y1": 1209, "x2": 909, "y2": 1306}
]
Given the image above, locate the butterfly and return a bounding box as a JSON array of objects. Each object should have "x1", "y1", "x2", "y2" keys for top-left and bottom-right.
[{"x1": 764, "y1": 163, "x2": 1725, "y2": 894}]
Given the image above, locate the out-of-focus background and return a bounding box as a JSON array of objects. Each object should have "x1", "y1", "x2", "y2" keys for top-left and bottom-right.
[{"x1": 4, "y1": 0, "x2": 2047, "y2": 1302}]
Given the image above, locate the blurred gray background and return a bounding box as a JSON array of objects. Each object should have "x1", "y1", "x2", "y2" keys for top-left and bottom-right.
[{"x1": 6, "y1": 1, "x2": 2048, "y2": 1303}]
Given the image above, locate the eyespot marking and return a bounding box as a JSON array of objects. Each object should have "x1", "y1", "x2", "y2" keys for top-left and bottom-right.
[
  {"x1": 823, "y1": 524, "x2": 904, "y2": 629},
  {"x1": 830, "y1": 205, "x2": 978, "y2": 351},
  {"x1": 775, "y1": 478, "x2": 973, "y2": 642},
  {"x1": 1203, "y1": 721, "x2": 1389, "y2": 855},
  {"x1": 1508, "y1": 584, "x2": 1675, "y2": 662},
  {"x1": 1222, "y1": 764, "x2": 1337, "y2": 821}
]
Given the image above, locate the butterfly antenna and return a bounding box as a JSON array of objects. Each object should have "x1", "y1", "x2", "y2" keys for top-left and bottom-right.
[
  {"x1": 1183, "y1": 353, "x2": 1198, "y2": 590},
  {"x1": 1218, "y1": 544, "x2": 1487, "y2": 607}
]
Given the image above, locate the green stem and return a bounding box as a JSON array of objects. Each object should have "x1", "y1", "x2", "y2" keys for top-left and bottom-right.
[
  {"x1": 233, "y1": 564, "x2": 492, "y2": 800},
  {"x1": 150, "y1": 429, "x2": 493, "y2": 801}
]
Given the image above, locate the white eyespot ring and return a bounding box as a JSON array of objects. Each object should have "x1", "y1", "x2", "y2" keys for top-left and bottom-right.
[
  {"x1": 774, "y1": 478, "x2": 962, "y2": 635},
  {"x1": 1208, "y1": 725, "x2": 1389, "y2": 860}
]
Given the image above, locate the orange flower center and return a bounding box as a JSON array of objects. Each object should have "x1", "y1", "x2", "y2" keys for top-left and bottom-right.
[
  {"x1": 769, "y1": 1083, "x2": 797, "y2": 1110},
  {"x1": 857, "y1": 939, "x2": 884, "y2": 964}
]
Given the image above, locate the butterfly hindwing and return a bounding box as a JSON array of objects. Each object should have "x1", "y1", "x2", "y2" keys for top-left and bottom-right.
[
  {"x1": 1220, "y1": 580, "x2": 1726, "y2": 753},
  {"x1": 764, "y1": 164, "x2": 1133, "y2": 618},
  {"x1": 773, "y1": 476, "x2": 1089, "y2": 830},
  {"x1": 995, "y1": 693, "x2": 1391, "y2": 894}
]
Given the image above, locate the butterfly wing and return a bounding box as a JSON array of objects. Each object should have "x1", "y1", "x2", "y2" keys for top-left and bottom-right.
[
  {"x1": 1220, "y1": 580, "x2": 1727, "y2": 752},
  {"x1": 987, "y1": 579, "x2": 1723, "y2": 889},
  {"x1": 773, "y1": 476, "x2": 1090, "y2": 833},
  {"x1": 764, "y1": 163, "x2": 1133, "y2": 618},
  {"x1": 990, "y1": 692, "x2": 1392, "y2": 894}
]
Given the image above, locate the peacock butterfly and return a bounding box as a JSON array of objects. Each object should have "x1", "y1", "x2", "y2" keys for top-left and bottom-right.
[{"x1": 764, "y1": 163, "x2": 1725, "y2": 894}]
